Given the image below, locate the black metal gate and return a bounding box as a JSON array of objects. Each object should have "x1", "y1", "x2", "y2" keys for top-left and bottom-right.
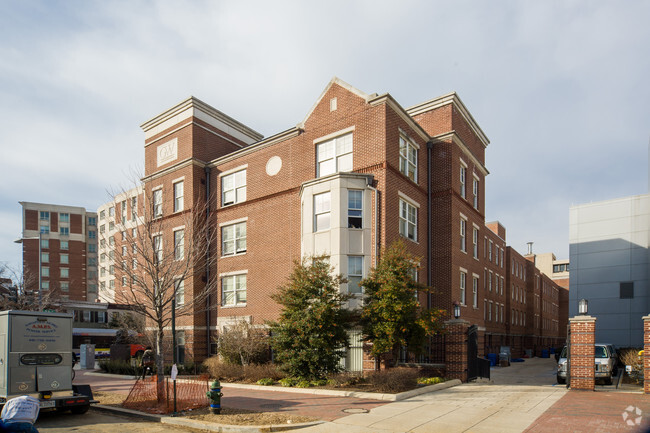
[{"x1": 467, "y1": 324, "x2": 490, "y2": 380}]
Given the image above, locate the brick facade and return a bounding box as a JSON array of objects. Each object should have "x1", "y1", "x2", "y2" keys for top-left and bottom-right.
[
  {"x1": 569, "y1": 316, "x2": 596, "y2": 390},
  {"x1": 100, "y1": 77, "x2": 567, "y2": 366}
]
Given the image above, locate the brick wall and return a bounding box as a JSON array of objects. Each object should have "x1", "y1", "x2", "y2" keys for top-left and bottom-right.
[{"x1": 569, "y1": 316, "x2": 596, "y2": 390}]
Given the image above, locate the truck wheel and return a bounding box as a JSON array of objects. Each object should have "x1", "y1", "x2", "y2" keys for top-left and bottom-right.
[
  {"x1": 557, "y1": 376, "x2": 565, "y2": 384},
  {"x1": 71, "y1": 405, "x2": 90, "y2": 414}
]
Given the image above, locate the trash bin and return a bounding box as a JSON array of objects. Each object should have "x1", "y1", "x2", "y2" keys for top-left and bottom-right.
[
  {"x1": 541, "y1": 349, "x2": 549, "y2": 358},
  {"x1": 487, "y1": 353, "x2": 497, "y2": 366},
  {"x1": 499, "y1": 352, "x2": 509, "y2": 367}
]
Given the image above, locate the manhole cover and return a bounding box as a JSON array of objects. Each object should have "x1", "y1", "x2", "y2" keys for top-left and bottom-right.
[
  {"x1": 342, "y1": 408, "x2": 370, "y2": 414},
  {"x1": 260, "y1": 403, "x2": 283, "y2": 409}
]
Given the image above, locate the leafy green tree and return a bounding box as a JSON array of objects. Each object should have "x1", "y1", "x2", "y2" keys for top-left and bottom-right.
[
  {"x1": 360, "y1": 240, "x2": 445, "y2": 365},
  {"x1": 269, "y1": 256, "x2": 352, "y2": 380}
]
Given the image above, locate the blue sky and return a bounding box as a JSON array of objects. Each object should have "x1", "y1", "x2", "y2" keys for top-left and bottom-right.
[{"x1": 1, "y1": 1, "x2": 649, "y2": 274}]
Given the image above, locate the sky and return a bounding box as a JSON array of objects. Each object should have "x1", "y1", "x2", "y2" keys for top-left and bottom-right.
[{"x1": 1, "y1": 1, "x2": 649, "y2": 275}]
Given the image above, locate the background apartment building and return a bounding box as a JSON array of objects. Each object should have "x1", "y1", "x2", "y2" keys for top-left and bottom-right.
[
  {"x1": 128, "y1": 77, "x2": 566, "y2": 365},
  {"x1": 19, "y1": 202, "x2": 98, "y2": 302}
]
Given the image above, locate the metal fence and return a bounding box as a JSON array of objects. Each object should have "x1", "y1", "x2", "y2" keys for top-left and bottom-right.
[{"x1": 122, "y1": 374, "x2": 210, "y2": 414}]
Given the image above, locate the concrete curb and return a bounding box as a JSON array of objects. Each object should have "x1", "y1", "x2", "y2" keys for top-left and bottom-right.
[
  {"x1": 91, "y1": 404, "x2": 324, "y2": 433},
  {"x1": 221, "y1": 379, "x2": 462, "y2": 401}
]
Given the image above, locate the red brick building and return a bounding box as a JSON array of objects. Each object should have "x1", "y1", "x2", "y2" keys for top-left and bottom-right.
[
  {"x1": 19, "y1": 202, "x2": 98, "y2": 303},
  {"x1": 114, "y1": 77, "x2": 566, "y2": 365}
]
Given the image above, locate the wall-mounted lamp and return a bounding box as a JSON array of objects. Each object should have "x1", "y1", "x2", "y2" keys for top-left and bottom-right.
[
  {"x1": 578, "y1": 298, "x2": 588, "y2": 315},
  {"x1": 453, "y1": 302, "x2": 461, "y2": 319}
]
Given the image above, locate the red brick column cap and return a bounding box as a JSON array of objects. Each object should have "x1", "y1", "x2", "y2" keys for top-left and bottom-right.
[
  {"x1": 569, "y1": 315, "x2": 596, "y2": 323},
  {"x1": 642, "y1": 315, "x2": 650, "y2": 322}
]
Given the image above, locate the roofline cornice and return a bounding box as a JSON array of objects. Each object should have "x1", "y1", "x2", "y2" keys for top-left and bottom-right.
[
  {"x1": 368, "y1": 94, "x2": 430, "y2": 143},
  {"x1": 407, "y1": 93, "x2": 489, "y2": 148}
]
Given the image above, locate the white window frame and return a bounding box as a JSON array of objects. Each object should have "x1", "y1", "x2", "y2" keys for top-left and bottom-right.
[
  {"x1": 173, "y1": 180, "x2": 184, "y2": 213},
  {"x1": 460, "y1": 161, "x2": 467, "y2": 199},
  {"x1": 399, "y1": 196, "x2": 418, "y2": 242},
  {"x1": 221, "y1": 169, "x2": 247, "y2": 206},
  {"x1": 174, "y1": 228, "x2": 185, "y2": 260},
  {"x1": 460, "y1": 269, "x2": 466, "y2": 306},
  {"x1": 60, "y1": 253, "x2": 69, "y2": 265},
  {"x1": 221, "y1": 221, "x2": 247, "y2": 256},
  {"x1": 175, "y1": 278, "x2": 185, "y2": 307},
  {"x1": 314, "y1": 192, "x2": 331, "y2": 232},
  {"x1": 473, "y1": 176, "x2": 479, "y2": 209},
  {"x1": 153, "y1": 234, "x2": 162, "y2": 263},
  {"x1": 472, "y1": 226, "x2": 479, "y2": 259},
  {"x1": 472, "y1": 274, "x2": 478, "y2": 308},
  {"x1": 347, "y1": 256, "x2": 364, "y2": 294},
  {"x1": 152, "y1": 188, "x2": 163, "y2": 218},
  {"x1": 316, "y1": 132, "x2": 353, "y2": 177},
  {"x1": 399, "y1": 133, "x2": 418, "y2": 182},
  {"x1": 221, "y1": 273, "x2": 247, "y2": 306},
  {"x1": 347, "y1": 190, "x2": 363, "y2": 229},
  {"x1": 460, "y1": 218, "x2": 466, "y2": 252}
]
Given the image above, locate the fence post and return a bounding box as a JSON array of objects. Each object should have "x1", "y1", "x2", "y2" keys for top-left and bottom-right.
[{"x1": 444, "y1": 319, "x2": 470, "y2": 382}]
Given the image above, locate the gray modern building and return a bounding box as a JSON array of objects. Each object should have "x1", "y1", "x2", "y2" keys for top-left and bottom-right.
[{"x1": 569, "y1": 193, "x2": 650, "y2": 347}]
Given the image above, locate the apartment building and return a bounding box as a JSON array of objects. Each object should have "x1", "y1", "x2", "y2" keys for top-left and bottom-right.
[
  {"x1": 18, "y1": 202, "x2": 98, "y2": 302},
  {"x1": 111, "y1": 77, "x2": 566, "y2": 364}
]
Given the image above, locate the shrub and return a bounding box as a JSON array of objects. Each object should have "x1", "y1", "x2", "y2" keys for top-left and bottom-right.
[
  {"x1": 217, "y1": 320, "x2": 271, "y2": 365},
  {"x1": 257, "y1": 378, "x2": 275, "y2": 386},
  {"x1": 203, "y1": 357, "x2": 284, "y2": 383},
  {"x1": 417, "y1": 377, "x2": 444, "y2": 385},
  {"x1": 98, "y1": 360, "x2": 142, "y2": 376},
  {"x1": 296, "y1": 380, "x2": 312, "y2": 388},
  {"x1": 310, "y1": 379, "x2": 328, "y2": 387},
  {"x1": 327, "y1": 372, "x2": 364, "y2": 388},
  {"x1": 367, "y1": 368, "x2": 419, "y2": 393},
  {"x1": 279, "y1": 377, "x2": 297, "y2": 387}
]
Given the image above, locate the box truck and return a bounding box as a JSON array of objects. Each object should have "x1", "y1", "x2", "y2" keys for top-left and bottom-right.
[{"x1": 0, "y1": 310, "x2": 96, "y2": 414}]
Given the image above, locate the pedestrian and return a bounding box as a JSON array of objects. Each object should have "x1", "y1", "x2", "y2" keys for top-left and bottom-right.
[
  {"x1": 140, "y1": 346, "x2": 155, "y2": 379},
  {"x1": 0, "y1": 395, "x2": 40, "y2": 433}
]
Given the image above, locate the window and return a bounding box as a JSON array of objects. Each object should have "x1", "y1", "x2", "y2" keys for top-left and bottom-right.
[
  {"x1": 348, "y1": 190, "x2": 363, "y2": 229},
  {"x1": 488, "y1": 301, "x2": 492, "y2": 321},
  {"x1": 41, "y1": 252, "x2": 49, "y2": 263},
  {"x1": 40, "y1": 225, "x2": 49, "y2": 234},
  {"x1": 40, "y1": 211, "x2": 49, "y2": 221},
  {"x1": 472, "y1": 178, "x2": 479, "y2": 209},
  {"x1": 153, "y1": 235, "x2": 162, "y2": 263},
  {"x1": 460, "y1": 218, "x2": 466, "y2": 252},
  {"x1": 132, "y1": 258, "x2": 137, "y2": 270},
  {"x1": 109, "y1": 250, "x2": 114, "y2": 260},
  {"x1": 109, "y1": 265, "x2": 114, "y2": 276},
  {"x1": 88, "y1": 231, "x2": 96, "y2": 239},
  {"x1": 121, "y1": 230, "x2": 127, "y2": 241},
  {"x1": 173, "y1": 181, "x2": 184, "y2": 212},
  {"x1": 399, "y1": 199, "x2": 417, "y2": 241},
  {"x1": 620, "y1": 282, "x2": 634, "y2": 299},
  {"x1": 88, "y1": 244, "x2": 96, "y2": 253},
  {"x1": 314, "y1": 192, "x2": 331, "y2": 231},
  {"x1": 175, "y1": 279, "x2": 185, "y2": 306},
  {"x1": 348, "y1": 256, "x2": 363, "y2": 294},
  {"x1": 88, "y1": 216, "x2": 96, "y2": 226},
  {"x1": 42, "y1": 267, "x2": 49, "y2": 277},
  {"x1": 488, "y1": 240, "x2": 493, "y2": 261},
  {"x1": 88, "y1": 257, "x2": 97, "y2": 266},
  {"x1": 121, "y1": 200, "x2": 127, "y2": 222},
  {"x1": 100, "y1": 253, "x2": 106, "y2": 263},
  {"x1": 174, "y1": 229, "x2": 185, "y2": 260},
  {"x1": 41, "y1": 281, "x2": 49, "y2": 291},
  {"x1": 489, "y1": 271, "x2": 493, "y2": 291},
  {"x1": 100, "y1": 267, "x2": 106, "y2": 277},
  {"x1": 131, "y1": 197, "x2": 137, "y2": 221},
  {"x1": 60, "y1": 282, "x2": 69, "y2": 292},
  {"x1": 60, "y1": 268, "x2": 69, "y2": 278},
  {"x1": 60, "y1": 213, "x2": 69, "y2": 223},
  {"x1": 122, "y1": 276, "x2": 127, "y2": 287},
  {"x1": 460, "y1": 271, "x2": 466, "y2": 305},
  {"x1": 40, "y1": 239, "x2": 49, "y2": 249},
  {"x1": 222, "y1": 222, "x2": 246, "y2": 256},
  {"x1": 472, "y1": 228, "x2": 478, "y2": 259},
  {"x1": 153, "y1": 189, "x2": 163, "y2": 217},
  {"x1": 399, "y1": 134, "x2": 418, "y2": 182},
  {"x1": 495, "y1": 245, "x2": 499, "y2": 266},
  {"x1": 109, "y1": 206, "x2": 115, "y2": 217},
  {"x1": 317, "y1": 133, "x2": 352, "y2": 177},
  {"x1": 60, "y1": 240, "x2": 68, "y2": 250},
  {"x1": 222, "y1": 274, "x2": 247, "y2": 306},
  {"x1": 60, "y1": 254, "x2": 69, "y2": 264},
  {"x1": 472, "y1": 276, "x2": 478, "y2": 308},
  {"x1": 109, "y1": 222, "x2": 115, "y2": 231},
  {"x1": 109, "y1": 279, "x2": 115, "y2": 289},
  {"x1": 460, "y1": 165, "x2": 466, "y2": 198},
  {"x1": 100, "y1": 210, "x2": 105, "y2": 220},
  {"x1": 122, "y1": 245, "x2": 127, "y2": 257},
  {"x1": 109, "y1": 236, "x2": 115, "y2": 246},
  {"x1": 222, "y1": 170, "x2": 246, "y2": 206}
]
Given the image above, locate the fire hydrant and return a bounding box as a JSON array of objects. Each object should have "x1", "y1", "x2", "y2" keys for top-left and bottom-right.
[{"x1": 206, "y1": 379, "x2": 223, "y2": 414}]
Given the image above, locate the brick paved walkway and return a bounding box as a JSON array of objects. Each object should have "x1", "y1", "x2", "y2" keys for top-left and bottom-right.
[
  {"x1": 525, "y1": 390, "x2": 650, "y2": 432},
  {"x1": 75, "y1": 369, "x2": 387, "y2": 421}
]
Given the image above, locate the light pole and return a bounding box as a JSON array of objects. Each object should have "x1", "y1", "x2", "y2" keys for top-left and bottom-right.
[{"x1": 14, "y1": 232, "x2": 43, "y2": 310}]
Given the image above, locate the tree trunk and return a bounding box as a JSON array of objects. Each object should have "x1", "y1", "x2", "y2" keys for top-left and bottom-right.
[{"x1": 156, "y1": 324, "x2": 165, "y2": 403}]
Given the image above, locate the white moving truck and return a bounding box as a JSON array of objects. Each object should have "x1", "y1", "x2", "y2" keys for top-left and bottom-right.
[{"x1": 0, "y1": 310, "x2": 95, "y2": 414}]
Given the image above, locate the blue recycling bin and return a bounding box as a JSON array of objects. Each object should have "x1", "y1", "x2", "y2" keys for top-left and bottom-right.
[
  {"x1": 487, "y1": 353, "x2": 497, "y2": 366},
  {"x1": 541, "y1": 349, "x2": 549, "y2": 358}
]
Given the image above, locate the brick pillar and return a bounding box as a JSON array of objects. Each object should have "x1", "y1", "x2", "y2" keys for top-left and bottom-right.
[
  {"x1": 569, "y1": 315, "x2": 596, "y2": 391},
  {"x1": 445, "y1": 319, "x2": 470, "y2": 382},
  {"x1": 643, "y1": 315, "x2": 650, "y2": 394}
]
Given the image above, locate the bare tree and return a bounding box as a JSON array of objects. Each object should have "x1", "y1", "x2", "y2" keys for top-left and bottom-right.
[
  {"x1": 98, "y1": 181, "x2": 219, "y2": 400},
  {"x1": 0, "y1": 264, "x2": 64, "y2": 312}
]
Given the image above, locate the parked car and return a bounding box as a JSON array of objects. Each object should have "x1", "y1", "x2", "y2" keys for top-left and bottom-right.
[{"x1": 556, "y1": 343, "x2": 617, "y2": 385}]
